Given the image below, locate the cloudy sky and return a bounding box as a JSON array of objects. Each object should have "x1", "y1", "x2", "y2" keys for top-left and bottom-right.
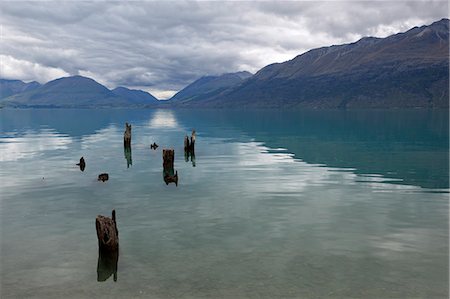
[{"x1": 1, "y1": 1, "x2": 448, "y2": 99}]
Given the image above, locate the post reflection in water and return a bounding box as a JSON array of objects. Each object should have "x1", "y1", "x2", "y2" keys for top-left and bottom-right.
[
  {"x1": 184, "y1": 130, "x2": 196, "y2": 167},
  {"x1": 0, "y1": 109, "x2": 447, "y2": 298},
  {"x1": 124, "y1": 145, "x2": 132, "y2": 168},
  {"x1": 184, "y1": 149, "x2": 196, "y2": 167},
  {"x1": 97, "y1": 248, "x2": 119, "y2": 282}
]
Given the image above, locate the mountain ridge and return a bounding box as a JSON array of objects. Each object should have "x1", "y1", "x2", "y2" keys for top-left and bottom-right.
[
  {"x1": 183, "y1": 18, "x2": 449, "y2": 108},
  {"x1": 1, "y1": 19, "x2": 448, "y2": 109},
  {"x1": 1, "y1": 75, "x2": 160, "y2": 108},
  {"x1": 169, "y1": 71, "x2": 252, "y2": 105}
]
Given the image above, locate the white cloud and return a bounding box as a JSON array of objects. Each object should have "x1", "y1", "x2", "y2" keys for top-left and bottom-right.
[
  {"x1": 139, "y1": 88, "x2": 177, "y2": 100},
  {"x1": 0, "y1": 55, "x2": 69, "y2": 83}
]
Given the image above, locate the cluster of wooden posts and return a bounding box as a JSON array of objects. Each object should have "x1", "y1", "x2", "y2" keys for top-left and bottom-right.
[{"x1": 92, "y1": 122, "x2": 196, "y2": 282}]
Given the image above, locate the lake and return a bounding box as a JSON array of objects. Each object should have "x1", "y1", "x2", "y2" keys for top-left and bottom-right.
[{"x1": 0, "y1": 109, "x2": 448, "y2": 298}]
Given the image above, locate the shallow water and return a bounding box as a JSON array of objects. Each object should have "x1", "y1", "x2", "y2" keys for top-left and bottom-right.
[{"x1": 0, "y1": 109, "x2": 448, "y2": 298}]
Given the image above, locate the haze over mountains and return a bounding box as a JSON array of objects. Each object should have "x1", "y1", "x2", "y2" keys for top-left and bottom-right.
[{"x1": 1, "y1": 18, "x2": 448, "y2": 109}]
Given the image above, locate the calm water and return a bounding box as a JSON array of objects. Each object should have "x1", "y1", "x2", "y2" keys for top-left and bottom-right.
[{"x1": 0, "y1": 109, "x2": 448, "y2": 298}]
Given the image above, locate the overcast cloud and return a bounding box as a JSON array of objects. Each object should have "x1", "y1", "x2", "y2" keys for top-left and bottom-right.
[{"x1": 0, "y1": 1, "x2": 448, "y2": 98}]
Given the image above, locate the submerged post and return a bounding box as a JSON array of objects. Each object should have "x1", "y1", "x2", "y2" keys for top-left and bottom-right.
[
  {"x1": 124, "y1": 123, "x2": 132, "y2": 148},
  {"x1": 163, "y1": 149, "x2": 178, "y2": 186},
  {"x1": 76, "y1": 156, "x2": 86, "y2": 171},
  {"x1": 96, "y1": 210, "x2": 119, "y2": 282}
]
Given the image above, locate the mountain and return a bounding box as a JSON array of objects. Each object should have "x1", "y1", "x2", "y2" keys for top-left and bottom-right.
[
  {"x1": 169, "y1": 71, "x2": 252, "y2": 105},
  {"x1": 1, "y1": 76, "x2": 160, "y2": 108},
  {"x1": 0, "y1": 79, "x2": 41, "y2": 99},
  {"x1": 112, "y1": 86, "x2": 159, "y2": 104},
  {"x1": 181, "y1": 18, "x2": 449, "y2": 108}
]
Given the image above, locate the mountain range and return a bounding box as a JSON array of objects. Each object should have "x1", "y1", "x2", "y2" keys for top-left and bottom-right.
[
  {"x1": 0, "y1": 76, "x2": 159, "y2": 108},
  {"x1": 1, "y1": 18, "x2": 448, "y2": 109},
  {"x1": 174, "y1": 18, "x2": 449, "y2": 108},
  {"x1": 169, "y1": 71, "x2": 252, "y2": 105}
]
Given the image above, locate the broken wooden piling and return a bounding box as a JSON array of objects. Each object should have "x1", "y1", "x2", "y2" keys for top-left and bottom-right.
[
  {"x1": 76, "y1": 156, "x2": 86, "y2": 171},
  {"x1": 150, "y1": 142, "x2": 159, "y2": 150},
  {"x1": 190, "y1": 130, "x2": 196, "y2": 151},
  {"x1": 184, "y1": 130, "x2": 196, "y2": 154},
  {"x1": 123, "y1": 123, "x2": 132, "y2": 147},
  {"x1": 98, "y1": 173, "x2": 109, "y2": 182},
  {"x1": 96, "y1": 209, "x2": 119, "y2": 282},
  {"x1": 95, "y1": 209, "x2": 119, "y2": 252},
  {"x1": 163, "y1": 149, "x2": 178, "y2": 186}
]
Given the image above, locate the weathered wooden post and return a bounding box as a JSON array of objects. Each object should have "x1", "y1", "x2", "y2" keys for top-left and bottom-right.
[
  {"x1": 163, "y1": 149, "x2": 178, "y2": 186},
  {"x1": 184, "y1": 135, "x2": 190, "y2": 152},
  {"x1": 123, "y1": 123, "x2": 131, "y2": 148},
  {"x1": 76, "y1": 156, "x2": 86, "y2": 171},
  {"x1": 96, "y1": 210, "x2": 119, "y2": 282},
  {"x1": 150, "y1": 142, "x2": 159, "y2": 150},
  {"x1": 96, "y1": 209, "x2": 118, "y2": 251},
  {"x1": 190, "y1": 130, "x2": 196, "y2": 152},
  {"x1": 98, "y1": 173, "x2": 109, "y2": 182}
]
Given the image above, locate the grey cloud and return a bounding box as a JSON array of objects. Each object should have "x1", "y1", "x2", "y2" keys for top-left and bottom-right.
[{"x1": 1, "y1": 1, "x2": 448, "y2": 98}]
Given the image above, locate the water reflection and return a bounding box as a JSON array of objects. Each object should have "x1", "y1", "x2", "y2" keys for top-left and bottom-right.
[
  {"x1": 0, "y1": 109, "x2": 448, "y2": 298},
  {"x1": 184, "y1": 150, "x2": 196, "y2": 167},
  {"x1": 0, "y1": 129, "x2": 73, "y2": 162},
  {"x1": 149, "y1": 110, "x2": 178, "y2": 128},
  {"x1": 124, "y1": 146, "x2": 132, "y2": 168},
  {"x1": 173, "y1": 109, "x2": 449, "y2": 189},
  {"x1": 184, "y1": 131, "x2": 196, "y2": 167},
  {"x1": 97, "y1": 249, "x2": 118, "y2": 282}
]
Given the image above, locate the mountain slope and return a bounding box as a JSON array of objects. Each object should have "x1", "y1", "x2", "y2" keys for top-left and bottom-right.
[
  {"x1": 169, "y1": 71, "x2": 252, "y2": 104},
  {"x1": 112, "y1": 86, "x2": 159, "y2": 104},
  {"x1": 192, "y1": 18, "x2": 449, "y2": 108},
  {"x1": 1, "y1": 76, "x2": 160, "y2": 108},
  {"x1": 0, "y1": 79, "x2": 41, "y2": 99}
]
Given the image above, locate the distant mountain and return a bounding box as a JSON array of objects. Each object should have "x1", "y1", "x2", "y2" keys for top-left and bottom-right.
[
  {"x1": 169, "y1": 71, "x2": 252, "y2": 105},
  {"x1": 0, "y1": 79, "x2": 41, "y2": 99},
  {"x1": 112, "y1": 86, "x2": 159, "y2": 104},
  {"x1": 179, "y1": 18, "x2": 449, "y2": 108},
  {"x1": 1, "y1": 76, "x2": 160, "y2": 108}
]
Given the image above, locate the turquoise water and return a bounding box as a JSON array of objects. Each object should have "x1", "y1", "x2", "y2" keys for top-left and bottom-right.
[{"x1": 0, "y1": 109, "x2": 448, "y2": 298}]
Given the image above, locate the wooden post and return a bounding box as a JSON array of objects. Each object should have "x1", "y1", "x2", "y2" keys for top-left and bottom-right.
[
  {"x1": 98, "y1": 173, "x2": 109, "y2": 182},
  {"x1": 76, "y1": 156, "x2": 86, "y2": 171},
  {"x1": 124, "y1": 123, "x2": 131, "y2": 147},
  {"x1": 96, "y1": 209, "x2": 119, "y2": 252},
  {"x1": 163, "y1": 149, "x2": 178, "y2": 185},
  {"x1": 150, "y1": 142, "x2": 159, "y2": 150},
  {"x1": 190, "y1": 130, "x2": 196, "y2": 151},
  {"x1": 96, "y1": 210, "x2": 119, "y2": 282},
  {"x1": 184, "y1": 135, "x2": 190, "y2": 152}
]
